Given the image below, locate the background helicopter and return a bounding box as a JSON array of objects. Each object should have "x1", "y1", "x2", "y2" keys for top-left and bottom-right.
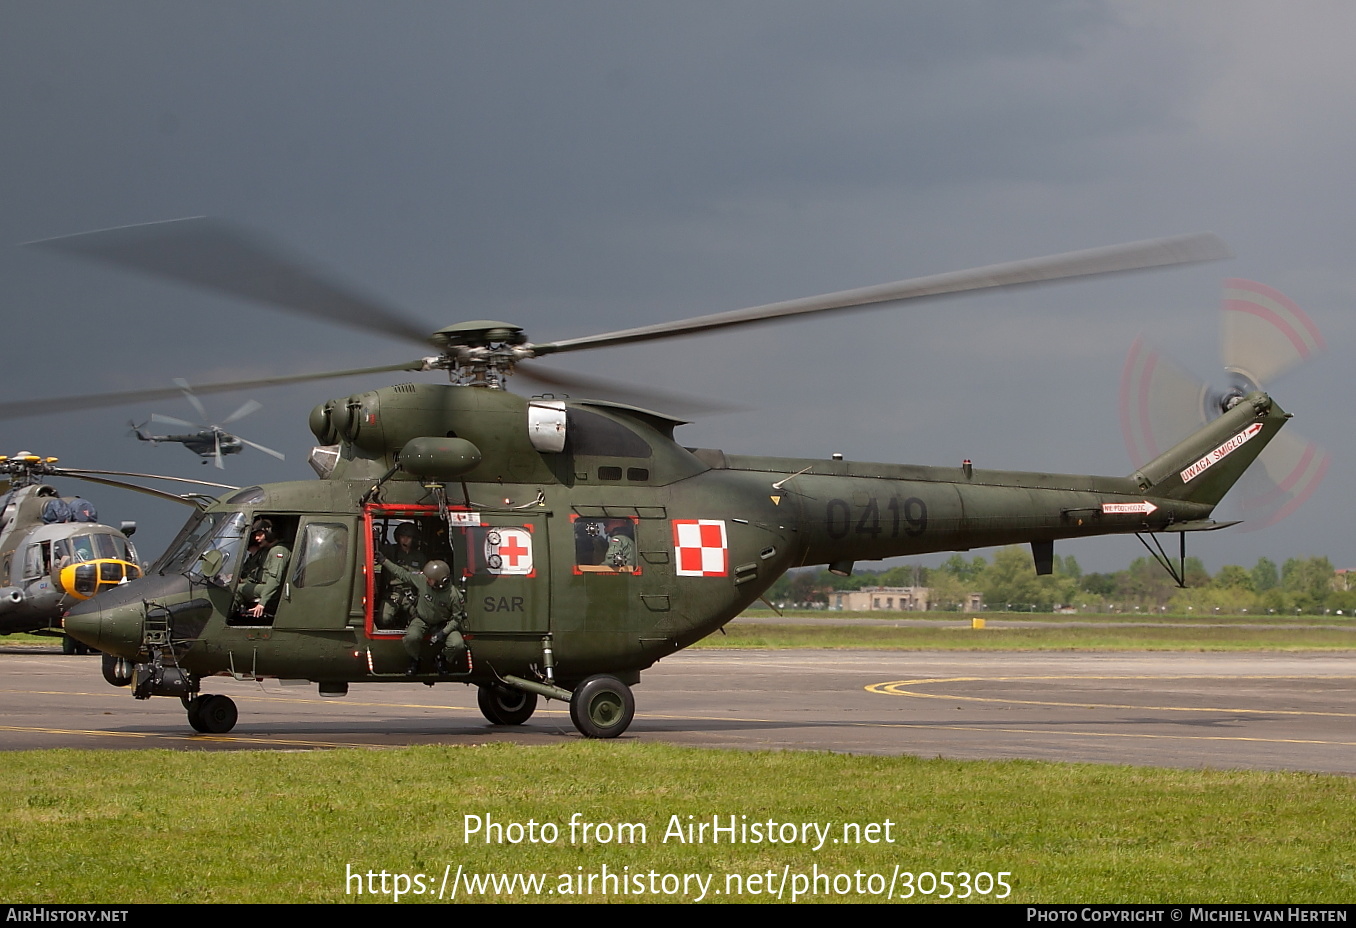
[
  {"x1": 0, "y1": 454, "x2": 141, "y2": 651},
  {"x1": 15, "y1": 219, "x2": 1288, "y2": 740},
  {"x1": 129, "y1": 379, "x2": 285, "y2": 469},
  {"x1": 0, "y1": 453, "x2": 233, "y2": 651}
]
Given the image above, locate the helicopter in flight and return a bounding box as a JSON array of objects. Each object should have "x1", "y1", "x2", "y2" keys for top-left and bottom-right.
[
  {"x1": 17, "y1": 219, "x2": 1288, "y2": 739},
  {"x1": 129, "y1": 379, "x2": 285, "y2": 469}
]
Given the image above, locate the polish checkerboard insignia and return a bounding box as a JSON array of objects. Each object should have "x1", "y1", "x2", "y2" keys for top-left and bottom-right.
[{"x1": 673, "y1": 519, "x2": 728, "y2": 577}]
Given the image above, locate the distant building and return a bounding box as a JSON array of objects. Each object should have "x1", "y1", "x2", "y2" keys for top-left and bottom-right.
[{"x1": 829, "y1": 586, "x2": 982, "y2": 612}]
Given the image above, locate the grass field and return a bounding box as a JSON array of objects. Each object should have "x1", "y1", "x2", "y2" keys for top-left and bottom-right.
[
  {"x1": 7, "y1": 612, "x2": 1355, "y2": 654},
  {"x1": 2, "y1": 742, "x2": 1353, "y2": 904},
  {"x1": 697, "y1": 611, "x2": 1356, "y2": 651},
  {"x1": 5, "y1": 612, "x2": 1350, "y2": 904}
]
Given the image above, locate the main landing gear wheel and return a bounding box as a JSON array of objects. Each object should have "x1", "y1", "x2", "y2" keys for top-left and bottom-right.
[
  {"x1": 569, "y1": 674, "x2": 635, "y2": 739},
  {"x1": 185, "y1": 694, "x2": 238, "y2": 734},
  {"x1": 62, "y1": 636, "x2": 91, "y2": 656},
  {"x1": 101, "y1": 654, "x2": 133, "y2": 687},
  {"x1": 477, "y1": 683, "x2": 538, "y2": 726}
]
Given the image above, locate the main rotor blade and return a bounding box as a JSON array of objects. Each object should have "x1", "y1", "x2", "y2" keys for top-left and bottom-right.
[
  {"x1": 58, "y1": 468, "x2": 239, "y2": 491},
  {"x1": 535, "y1": 233, "x2": 1231, "y2": 356},
  {"x1": 221, "y1": 399, "x2": 263, "y2": 426},
  {"x1": 51, "y1": 467, "x2": 241, "y2": 507},
  {"x1": 237, "y1": 437, "x2": 287, "y2": 461},
  {"x1": 174, "y1": 378, "x2": 211, "y2": 423},
  {"x1": 0, "y1": 361, "x2": 426, "y2": 422},
  {"x1": 28, "y1": 217, "x2": 435, "y2": 346},
  {"x1": 514, "y1": 363, "x2": 742, "y2": 419},
  {"x1": 150, "y1": 413, "x2": 197, "y2": 429}
]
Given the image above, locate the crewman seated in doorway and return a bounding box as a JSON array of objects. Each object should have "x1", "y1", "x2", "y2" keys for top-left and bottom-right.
[
  {"x1": 375, "y1": 549, "x2": 467, "y2": 676},
  {"x1": 231, "y1": 518, "x2": 290, "y2": 624}
]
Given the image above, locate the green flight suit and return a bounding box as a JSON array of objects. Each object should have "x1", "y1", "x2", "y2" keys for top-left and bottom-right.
[
  {"x1": 383, "y1": 560, "x2": 467, "y2": 666},
  {"x1": 377, "y1": 544, "x2": 427, "y2": 629},
  {"x1": 604, "y1": 531, "x2": 637, "y2": 569},
  {"x1": 233, "y1": 542, "x2": 291, "y2": 619}
]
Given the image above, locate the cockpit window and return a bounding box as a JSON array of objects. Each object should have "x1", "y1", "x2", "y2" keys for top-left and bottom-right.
[
  {"x1": 54, "y1": 534, "x2": 131, "y2": 565},
  {"x1": 155, "y1": 511, "x2": 246, "y2": 576},
  {"x1": 186, "y1": 512, "x2": 249, "y2": 586}
]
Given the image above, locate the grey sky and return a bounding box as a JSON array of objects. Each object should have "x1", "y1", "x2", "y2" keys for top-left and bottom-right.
[{"x1": 1, "y1": 2, "x2": 1350, "y2": 572}]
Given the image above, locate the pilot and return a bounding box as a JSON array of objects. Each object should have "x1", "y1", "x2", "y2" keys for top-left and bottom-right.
[
  {"x1": 232, "y1": 518, "x2": 291, "y2": 622},
  {"x1": 375, "y1": 551, "x2": 466, "y2": 676},
  {"x1": 603, "y1": 519, "x2": 636, "y2": 571},
  {"x1": 377, "y1": 522, "x2": 427, "y2": 629}
]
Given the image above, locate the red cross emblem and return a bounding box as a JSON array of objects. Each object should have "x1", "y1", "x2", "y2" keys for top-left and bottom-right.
[{"x1": 483, "y1": 527, "x2": 534, "y2": 576}]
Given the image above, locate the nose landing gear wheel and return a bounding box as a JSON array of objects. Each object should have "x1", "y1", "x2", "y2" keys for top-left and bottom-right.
[
  {"x1": 569, "y1": 675, "x2": 635, "y2": 739},
  {"x1": 185, "y1": 694, "x2": 238, "y2": 734},
  {"x1": 477, "y1": 684, "x2": 538, "y2": 726}
]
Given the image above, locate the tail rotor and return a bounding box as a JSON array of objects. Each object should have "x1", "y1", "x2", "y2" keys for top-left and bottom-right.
[{"x1": 1119, "y1": 279, "x2": 1328, "y2": 529}]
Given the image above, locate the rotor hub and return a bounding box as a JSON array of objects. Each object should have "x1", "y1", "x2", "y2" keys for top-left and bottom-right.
[{"x1": 426, "y1": 321, "x2": 536, "y2": 388}]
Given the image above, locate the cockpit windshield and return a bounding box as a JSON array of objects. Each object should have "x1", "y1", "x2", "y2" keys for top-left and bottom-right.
[
  {"x1": 53, "y1": 533, "x2": 133, "y2": 565},
  {"x1": 185, "y1": 511, "x2": 248, "y2": 586},
  {"x1": 154, "y1": 511, "x2": 246, "y2": 578}
]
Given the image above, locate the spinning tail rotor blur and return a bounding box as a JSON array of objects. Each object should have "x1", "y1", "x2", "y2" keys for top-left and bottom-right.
[{"x1": 1119, "y1": 279, "x2": 1328, "y2": 530}]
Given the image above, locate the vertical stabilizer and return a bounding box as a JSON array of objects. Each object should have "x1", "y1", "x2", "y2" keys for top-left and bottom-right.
[{"x1": 1130, "y1": 392, "x2": 1287, "y2": 509}]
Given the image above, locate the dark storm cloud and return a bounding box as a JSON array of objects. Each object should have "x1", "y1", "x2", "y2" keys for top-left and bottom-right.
[{"x1": 0, "y1": 2, "x2": 1349, "y2": 570}]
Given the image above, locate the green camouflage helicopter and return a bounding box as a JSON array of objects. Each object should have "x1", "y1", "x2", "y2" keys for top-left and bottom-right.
[{"x1": 20, "y1": 220, "x2": 1285, "y2": 738}]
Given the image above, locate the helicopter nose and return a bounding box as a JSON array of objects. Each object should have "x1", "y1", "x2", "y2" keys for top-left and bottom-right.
[
  {"x1": 64, "y1": 598, "x2": 142, "y2": 658},
  {"x1": 62, "y1": 599, "x2": 104, "y2": 650}
]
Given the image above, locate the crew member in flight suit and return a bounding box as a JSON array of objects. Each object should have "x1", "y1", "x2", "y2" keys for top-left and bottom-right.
[
  {"x1": 377, "y1": 522, "x2": 427, "y2": 629},
  {"x1": 603, "y1": 519, "x2": 637, "y2": 570},
  {"x1": 375, "y1": 551, "x2": 467, "y2": 676},
  {"x1": 233, "y1": 518, "x2": 291, "y2": 622}
]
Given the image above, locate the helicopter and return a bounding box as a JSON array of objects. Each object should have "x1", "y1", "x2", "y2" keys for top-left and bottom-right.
[
  {"x1": 18, "y1": 219, "x2": 1290, "y2": 739},
  {"x1": 129, "y1": 379, "x2": 285, "y2": 468},
  {"x1": 0, "y1": 454, "x2": 142, "y2": 651},
  {"x1": 0, "y1": 452, "x2": 239, "y2": 652}
]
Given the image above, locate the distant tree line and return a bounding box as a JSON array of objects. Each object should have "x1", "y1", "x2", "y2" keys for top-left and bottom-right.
[{"x1": 765, "y1": 548, "x2": 1355, "y2": 615}]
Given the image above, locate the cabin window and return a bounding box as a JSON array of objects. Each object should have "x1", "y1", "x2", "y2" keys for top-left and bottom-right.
[
  {"x1": 571, "y1": 516, "x2": 640, "y2": 575},
  {"x1": 23, "y1": 543, "x2": 50, "y2": 581}
]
